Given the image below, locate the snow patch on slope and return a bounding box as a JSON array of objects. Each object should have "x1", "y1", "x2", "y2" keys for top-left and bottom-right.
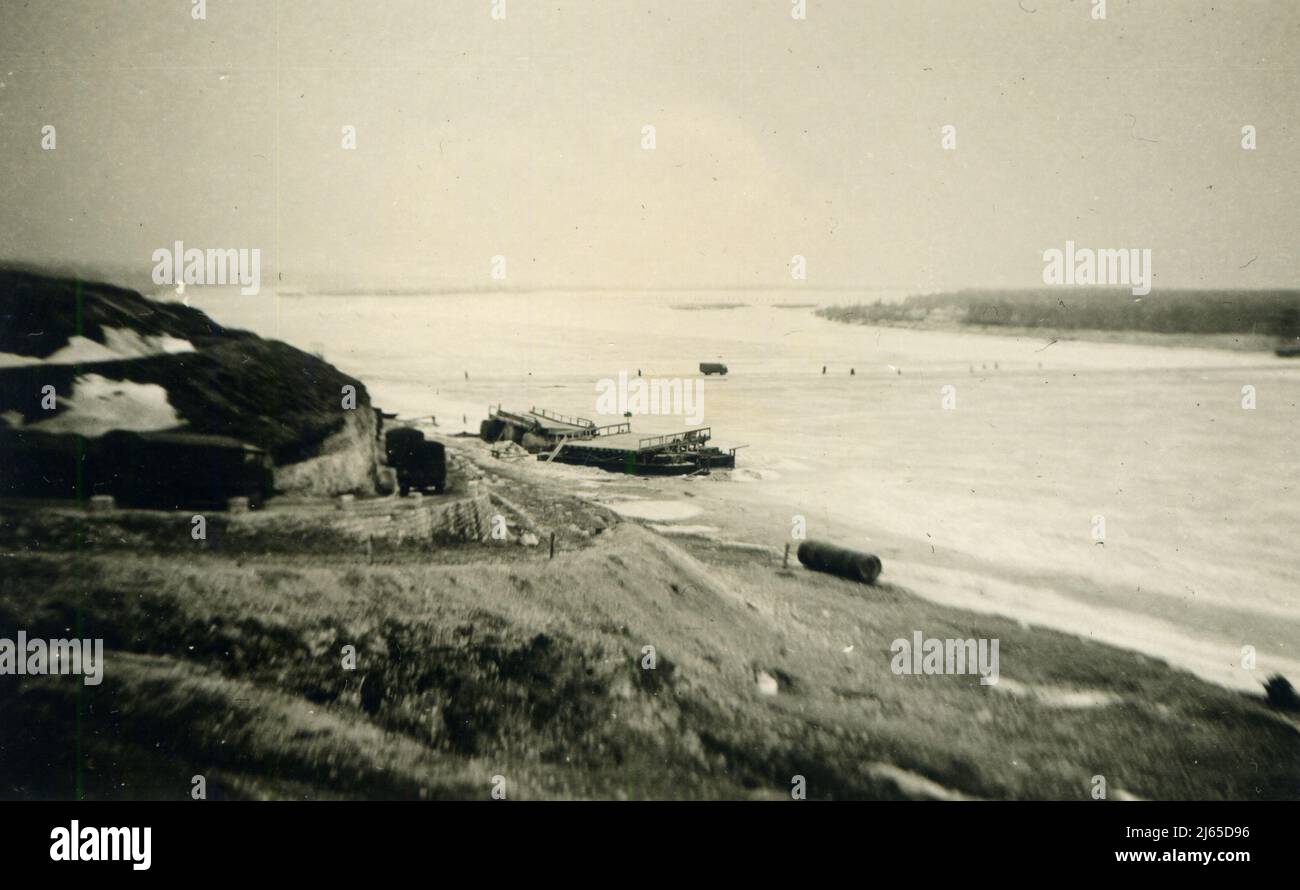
[
  {"x1": 17, "y1": 374, "x2": 183, "y2": 437},
  {"x1": 0, "y1": 327, "x2": 194, "y2": 368}
]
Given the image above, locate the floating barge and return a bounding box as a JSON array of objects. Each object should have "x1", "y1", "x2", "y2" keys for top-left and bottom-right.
[
  {"x1": 539, "y1": 426, "x2": 737, "y2": 476},
  {"x1": 480, "y1": 406, "x2": 738, "y2": 476}
]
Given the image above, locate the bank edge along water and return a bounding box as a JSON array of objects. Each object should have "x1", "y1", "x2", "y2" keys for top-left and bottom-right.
[{"x1": 187, "y1": 288, "x2": 1300, "y2": 694}]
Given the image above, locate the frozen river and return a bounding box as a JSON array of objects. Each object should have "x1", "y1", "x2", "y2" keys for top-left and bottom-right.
[{"x1": 193, "y1": 288, "x2": 1300, "y2": 692}]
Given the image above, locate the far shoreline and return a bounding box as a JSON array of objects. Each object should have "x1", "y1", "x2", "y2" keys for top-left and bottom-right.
[{"x1": 817, "y1": 316, "x2": 1289, "y2": 354}]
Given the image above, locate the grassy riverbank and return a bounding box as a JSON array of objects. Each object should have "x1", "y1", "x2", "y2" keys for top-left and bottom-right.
[{"x1": 1, "y1": 445, "x2": 1296, "y2": 800}]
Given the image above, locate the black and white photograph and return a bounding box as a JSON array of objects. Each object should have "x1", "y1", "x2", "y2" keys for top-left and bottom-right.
[{"x1": 0, "y1": 0, "x2": 1296, "y2": 871}]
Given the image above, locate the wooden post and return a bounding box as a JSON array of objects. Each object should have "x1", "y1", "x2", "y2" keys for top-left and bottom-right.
[
  {"x1": 549, "y1": 532, "x2": 555, "y2": 559},
  {"x1": 783, "y1": 543, "x2": 790, "y2": 569}
]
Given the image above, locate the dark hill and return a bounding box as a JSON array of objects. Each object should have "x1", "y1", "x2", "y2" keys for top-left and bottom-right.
[
  {"x1": 0, "y1": 269, "x2": 248, "y2": 358},
  {"x1": 0, "y1": 269, "x2": 384, "y2": 500}
]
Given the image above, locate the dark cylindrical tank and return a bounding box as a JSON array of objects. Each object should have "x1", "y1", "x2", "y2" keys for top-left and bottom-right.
[{"x1": 797, "y1": 540, "x2": 882, "y2": 585}]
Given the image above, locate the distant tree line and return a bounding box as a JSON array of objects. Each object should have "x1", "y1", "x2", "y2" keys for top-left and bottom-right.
[{"x1": 818, "y1": 289, "x2": 1300, "y2": 338}]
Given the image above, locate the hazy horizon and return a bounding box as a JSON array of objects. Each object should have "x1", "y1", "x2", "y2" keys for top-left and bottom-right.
[{"x1": 2, "y1": 1, "x2": 1297, "y2": 294}]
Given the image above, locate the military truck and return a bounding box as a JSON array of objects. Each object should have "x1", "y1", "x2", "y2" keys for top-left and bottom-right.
[
  {"x1": 699, "y1": 362, "x2": 728, "y2": 375},
  {"x1": 384, "y1": 427, "x2": 446, "y2": 495}
]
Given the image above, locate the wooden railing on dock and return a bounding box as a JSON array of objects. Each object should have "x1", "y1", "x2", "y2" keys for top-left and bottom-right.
[
  {"x1": 530, "y1": 407, "x2": 595, "y2": 429},
  {"x1": 637, "y1": 428, "x2": 711, "y2": 452}
]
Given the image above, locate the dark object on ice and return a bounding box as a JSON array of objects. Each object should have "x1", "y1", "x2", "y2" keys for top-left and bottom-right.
[
  {"x1": 1264, "y1": 674, "x2": 1300, "y2": 711},
  {"x1": 479, "y1": 416, "x2": 509, "y2": 443},
  {"x1": 96, "y1": 430, "x2": 273, "y2": 510},
  {"x1": 485, "y1": 406, "x2": 739, "y2": 476},
  {"x1": 1276, "y1": 345, "x2": 1300, "y2": 358},
  {"x1": 385, "y1": 427, "x2": 446, "y2": 495},
  {"x1": 538, "y1": 426, "x2": 736, "y2": 476},
  {"x1": 699, "y1": 362, "x2": 728, "y2": 375},
  {"x1": 797, "y1": 540, "x2": 882, "y2": 585}
]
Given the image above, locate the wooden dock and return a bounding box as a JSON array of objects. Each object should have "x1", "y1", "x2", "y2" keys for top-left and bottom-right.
[
  {"x1": 556, "y1": 427, "x2": 713, "y2": 455},
  {"x1": 481, "y1": 405, "x2": 739, "y2": 476},
  {"x1": 538, "y1": 426, "x2": 736, "y2": 476}
]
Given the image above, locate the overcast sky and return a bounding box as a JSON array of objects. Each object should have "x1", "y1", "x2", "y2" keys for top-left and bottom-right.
[{"x1": 0, "y1": 0, "x2": 1296, "y2": 293}]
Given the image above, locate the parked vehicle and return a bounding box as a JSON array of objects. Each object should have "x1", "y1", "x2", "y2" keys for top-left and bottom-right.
[{"x1": 384, "y1": 428, "x2": 446, "y2": 495}]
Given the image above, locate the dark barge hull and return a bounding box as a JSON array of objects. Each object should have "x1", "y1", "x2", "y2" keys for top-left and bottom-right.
[
  {"x1": 486, "y1": 410, "x2": 740, "y2": 477},
  {"x1": 539, "y1": 448, "x2": 735, "y2": 476}
]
